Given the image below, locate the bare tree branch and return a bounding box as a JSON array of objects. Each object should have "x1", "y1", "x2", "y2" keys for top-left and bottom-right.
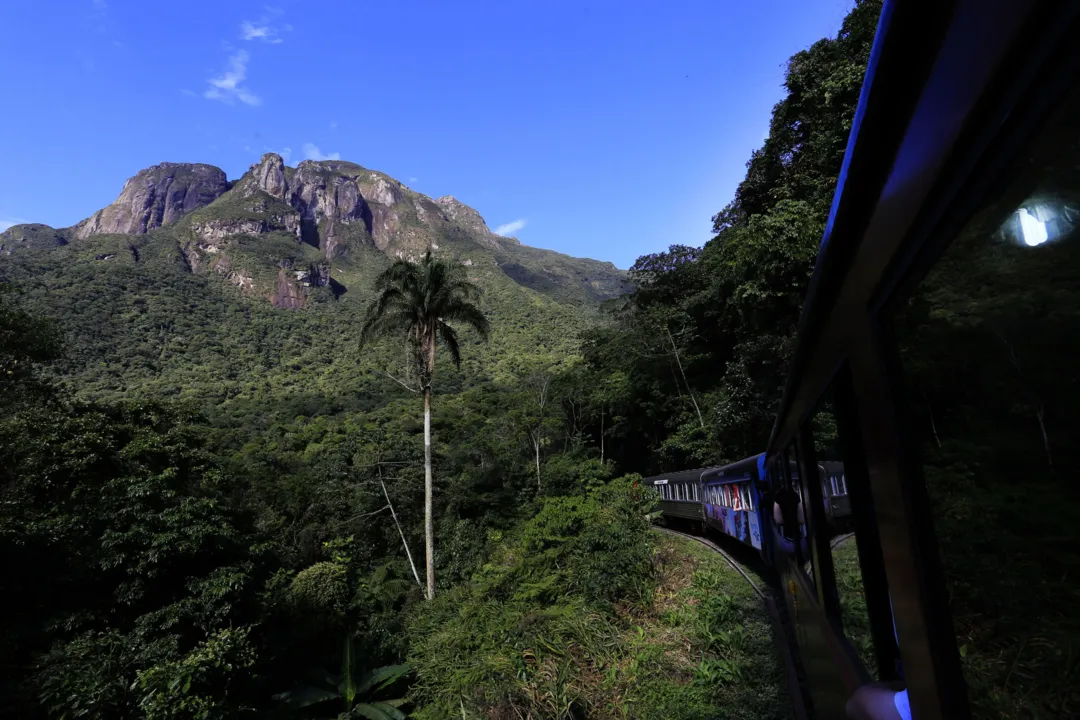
[
  {"x1": 385, "y1": 370, "x2": 421, "y2": 394},
  {"x1": 665, "y1": 325, "x2": 704, "y2": 429},
  {"x1": 380, "y1": 465, "x2": 424, "y2": 591}
]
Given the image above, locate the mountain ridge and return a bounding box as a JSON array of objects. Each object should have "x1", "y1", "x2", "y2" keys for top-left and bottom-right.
[{"x1": 1, "y1": 153, "x2": 630, "y2": 309}]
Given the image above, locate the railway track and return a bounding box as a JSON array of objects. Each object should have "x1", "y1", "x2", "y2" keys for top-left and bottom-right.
[
  {"x1": 653, "y1": 525, "x2": 811, "y2": 720},
  {"x1": 654, "y1": 525, "x2": 766, "y2": 599},
  {"x1": 831, "y1": 532, "x2": 855, "y2": 550}
]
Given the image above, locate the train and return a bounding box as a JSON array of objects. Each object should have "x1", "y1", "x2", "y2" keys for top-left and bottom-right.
[
  {"x1": 640, "y1": 2, "x2": 1080, "y2": 719},
  {"x1": 644, "y1": 456, "x2": 850, "y2": 554}
]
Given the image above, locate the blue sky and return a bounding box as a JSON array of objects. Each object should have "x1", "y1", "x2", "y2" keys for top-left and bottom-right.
[{"x1": 1, "y1": 0, "x2": 854, "y2": 269}]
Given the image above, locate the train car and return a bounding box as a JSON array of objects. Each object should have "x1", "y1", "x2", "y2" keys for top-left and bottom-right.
[
  {"x1": 642, "y1": 467, "x2": 712, "y2": 531},
  {"x1": 700, "y1": 455, "x2": 766, "y2": 552},
  {"x1": 648, "y1": 455, "x2": 849, "y2": 546},
  {"x1": 820, "y1": 461, "x2": 851, "y2": 532}
]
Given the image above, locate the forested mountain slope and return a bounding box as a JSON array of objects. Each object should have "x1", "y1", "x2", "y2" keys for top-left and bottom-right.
[{"x1": 0, "y1": 153, "x2": 629, "y2": 417}]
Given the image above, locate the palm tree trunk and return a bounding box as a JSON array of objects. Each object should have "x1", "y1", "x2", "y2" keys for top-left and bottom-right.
[
  {"x1": 424, "y1": 387, "x2": 435, "y2": 600},
  {"x1": 600, "y1": 405, "x2": 605, "y2": 464}
]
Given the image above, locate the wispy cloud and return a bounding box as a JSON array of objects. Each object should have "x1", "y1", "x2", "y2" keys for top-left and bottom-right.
[
  {"x1": 91, "y1": 0, "x2": 107, "y2": 10},
  {"x1": 408, "y1": 177, "x2": 418, "y2": 183},
  {"x1": 240, "y1": 9, "x2": 290, "y2": 44},
  {"x1": 0, "y1": 217, "x2": 28, "y2": 232},
  {"x1": 493, "y1": 219, "x2": 527, "y2": 236},
  {"x1": 240, "y1": 20, "x2": 283, "y2": 43},
  {"x1": 303, "y1": 143, "x2": 340, "y2": 161},
  {"x1": 204, "y1": 50, "x2": 261, "y2": 106},
  {"x1": 329, "y1": 120, "x2": 338, "y2": 130},
  {"x1": 180, "y1": 88, "x2": 197, "y2": 97}
]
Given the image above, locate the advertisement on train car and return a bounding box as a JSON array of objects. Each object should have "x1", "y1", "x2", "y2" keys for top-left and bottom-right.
[
  {"x1": 720, "y1": 507, "x2": 736, "y2": 537},
  {"x1": 748, "y1": 512, "x2": 762, "y2": 549}
]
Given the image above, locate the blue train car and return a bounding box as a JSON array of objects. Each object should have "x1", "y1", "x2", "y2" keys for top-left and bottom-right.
[
  {"x1": 645, "y1": 453, "x2": 840, "y2": 563},
  {"x1": 700, "y1": 455, "x2": 767, "y2": 552}
]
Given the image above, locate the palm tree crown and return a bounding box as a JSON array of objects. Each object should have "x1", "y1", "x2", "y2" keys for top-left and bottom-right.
[{"x1": 359, "y1": 250, "x2": 490, "y2": 381}]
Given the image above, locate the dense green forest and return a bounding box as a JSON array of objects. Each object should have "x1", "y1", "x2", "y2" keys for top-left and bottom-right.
[{"x1": 2, "y1": 1, "x2": 984, "y2": 717}]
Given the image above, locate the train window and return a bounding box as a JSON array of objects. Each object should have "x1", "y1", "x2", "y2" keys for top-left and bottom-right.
[
  {"x1": 890, "y1": 80, "x2": 1080, "y2": 717},
  {"x1": 790, "y1": 442, "x2": 819, "y2": 592},
  {"x1": 808, "y1": 382, "x2": 897, "y2": 680}
]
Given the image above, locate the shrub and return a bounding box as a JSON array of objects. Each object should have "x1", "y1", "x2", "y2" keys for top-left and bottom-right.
[{"x1": 407, "y1": 476, "x2": 654, "y2": 717}]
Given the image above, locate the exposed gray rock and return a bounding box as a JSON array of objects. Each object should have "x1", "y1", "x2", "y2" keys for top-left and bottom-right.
[
  {"x1": 75, "y1": 163, "x2": 228, "y2": 238},
  {"x1": 435, "y1": 195, "x2": 495, "y2": 239},
  {"x1": 191, "y1": 214, "x2": 301, "y2": 244},
  {"x1": 293, "y1": 263, "x2": 330, "y2": 288},
  {"x1": 244, "y1": 155, "x2": 372, "y2": 258}
]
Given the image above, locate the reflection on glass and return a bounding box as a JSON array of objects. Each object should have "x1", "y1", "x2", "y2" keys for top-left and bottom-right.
[{"x1": 893, "y1": 84, "x2": 1080, "y2": 717}]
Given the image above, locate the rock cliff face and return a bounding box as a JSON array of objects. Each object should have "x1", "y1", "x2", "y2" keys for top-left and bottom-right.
[
  {"x1": 240, "y1": 154, "x2": 373, "y2": 259},
  {"x1": 74, "y1": 163, "x2": 228, "y2": 239}
]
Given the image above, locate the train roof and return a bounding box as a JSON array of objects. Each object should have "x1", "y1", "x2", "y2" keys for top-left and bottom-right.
[
  {"x1": 700, "y1": 454, "x2": 764, "y2": 484},
  {"x1": 642, "y1": 454, "x2": 767, "y2": 486},
  {"x1": 640, "y1": 467, "x2": 717, "y2": 485}
]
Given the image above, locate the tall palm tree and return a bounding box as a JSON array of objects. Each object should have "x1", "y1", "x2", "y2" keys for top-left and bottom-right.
[{"x1": 359, "y1": 250, "x2": 489, "y2": 599}]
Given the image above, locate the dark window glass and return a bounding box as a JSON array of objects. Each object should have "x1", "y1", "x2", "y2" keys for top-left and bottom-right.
[
  {"x1": 810, "y1": 386, "x2": 890, "y2": 679},
  {"x1": 892, "y1": 82, "x2": 1080, "y2": 717}
]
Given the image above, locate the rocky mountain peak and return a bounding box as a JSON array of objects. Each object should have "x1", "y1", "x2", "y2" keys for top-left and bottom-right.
[
  {"x1": 252, "y1": 153, "x2": 288, "y2": 200},
  {"x1": 75, "y1": 162, "x2": 228, "y2": 239},
  {"x1": 435, "y1": 195, "x2": 493, "y2": 237}
]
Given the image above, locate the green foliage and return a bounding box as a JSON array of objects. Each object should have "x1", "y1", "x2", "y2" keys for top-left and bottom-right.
[
  {"x1": 134, "y1": 627, "x2": 258, "y2": 720},
  {"x1": 408, "y1": 525, "x2": 790, "y2": 719},
  {"x1": 0, "y1": 282, "x2": 61, "y2": 404},
  {"x1": 274, "y1": 635, "x2": 410, "y2": 720},
  {"x1": 407, "y1": 478, "x2": 655, "y2": 716}
]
